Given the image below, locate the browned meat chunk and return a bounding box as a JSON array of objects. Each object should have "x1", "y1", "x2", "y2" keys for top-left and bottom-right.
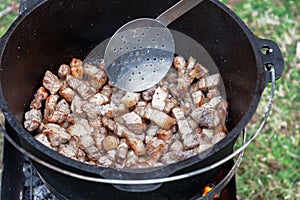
[
  {"x1": 116, "y1": 139, "x2": 129, "y2": 163},
  {"x1": 60, "y1": 87, "x2": 75, "y2": 103},
  {"x1": 121, "y1": 92, "x2": 140, "y2": 108},
  {"x1": 143, "y1": 106, "x2": 176, "y2": 130},
  {"x1": 43, "y1": 70, "x2": 62, "y2": 94},
  {"x1": 89, "y1": 69, "x2": 107, "y2": 91},
  {"x1": 102, "y1": 135, "x2": 119, "y2": 151},
  {"x1": 70, "y1": 58, "x2": 83, "y2": 79},
  {"x1": 42, "y1": 123, "x2": 71, "y2": 147},
  {"x1": 25, "y1": 55, "x2": 229, "y2": 169},
  {"x1": 67, "y1": 119, "x2": 94, "y2": 137},
  {"x1": 151, "y1": 86, "x2": 168, "y2": 111},
  {"x1": 120, "y1": 112, "x2": 143, "y2": 134},
  {"x1": 24, "y1": 109, "x2": 42, "y2": 132},
  {"x1": 190, "y1": 107, "x2": 220, "y2": 128},
  {"x1": 35, "y1": 133, "x2": 52, "y2": 149},
  {"x1": 30, "y1": 87, "x2": 49, "y2": 109},
  {"x1": 146, "y1": 138, "x2": 167, "y2": 165},
  {"x1": 58, "y1": 64, "x2": 71, "y2": 79},
  {"x1": 173, "y1": 55, "x2": 186, "y2": 75},
  {"x1": 79, "y1": 135, "x2": 101, "y2": 161}
]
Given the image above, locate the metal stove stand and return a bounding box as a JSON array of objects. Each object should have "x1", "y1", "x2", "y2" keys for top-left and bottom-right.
[{"x1": 1, "y1": 137, "x2": 237, "y2": 200}]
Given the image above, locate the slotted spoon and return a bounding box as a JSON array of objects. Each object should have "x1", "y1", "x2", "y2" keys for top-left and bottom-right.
[{"x1": 104, "y1": 0, "x2": 205, "y2": 92}]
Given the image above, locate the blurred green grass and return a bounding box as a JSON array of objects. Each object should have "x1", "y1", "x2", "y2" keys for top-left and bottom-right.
[
  {"x1": 1, "y1": 0, "x2": 299, "y2": 199},
  {"x1": 0, "y1": 1, "x2": 18, "y2": 36},
  {"x1": 221, "y1": 0, "x2": 300, "y2": 199}
]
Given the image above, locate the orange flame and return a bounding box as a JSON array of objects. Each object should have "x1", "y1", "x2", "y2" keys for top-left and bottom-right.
[{"x1": 202, "y1": 185, "x2": 219, "y2": 199}]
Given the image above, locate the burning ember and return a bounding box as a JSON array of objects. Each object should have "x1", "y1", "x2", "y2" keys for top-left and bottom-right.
[{"x1": 202, "y1": 184, "x2": 219, "y2": 199}]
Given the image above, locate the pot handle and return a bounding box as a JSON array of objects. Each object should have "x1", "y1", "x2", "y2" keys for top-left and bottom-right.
[{"x1": 256, "y1": 37, "x2": 284, "y2": 82}]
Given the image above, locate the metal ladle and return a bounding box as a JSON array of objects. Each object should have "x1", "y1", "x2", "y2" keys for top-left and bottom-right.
[{"x1": 103, "y1": 0, "x2": 205, "y2": 92}]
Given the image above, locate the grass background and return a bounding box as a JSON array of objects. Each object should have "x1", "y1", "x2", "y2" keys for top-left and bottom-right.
[{"x1": 0, "y1": 0, "x2": 299, "y2": 199}]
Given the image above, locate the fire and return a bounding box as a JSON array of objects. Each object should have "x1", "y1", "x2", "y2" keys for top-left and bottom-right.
[{"x1": 202, "y1": 185, "x2": 219, "y2": 199}]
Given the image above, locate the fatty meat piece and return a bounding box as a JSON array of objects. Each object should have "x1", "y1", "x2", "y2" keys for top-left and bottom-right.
[
  {"x1": 102, "y1": 135, "x2": 119, "y2": 151},
  {"x1": 173, "y1": 55, "x2": 186, "y2": 75},
  {"x1": 120, "y1": 112, "x2": 143, "y2": 134},
  {"x1": 24, "y1": 109, "x2": 42, "y2": 132},
  {"x1": 121, "y1": 92, "x2": 140, "y2": 108},
  {"x1": 44, "y1": 94, "x2": 59, "y2": 122},
  {"x1": 43, "y1": 71, "x2": 63, "y2": 95},
  {"x1": 67, "y1": 118, "x2": 94, "y2": 137},
  {"x1": 70, "y1": 58, "x2": 83, "y2": 79},
  {"x1": 60, "y1": 87, "x2": 75, "y2": 103},
  {"x1": 143, "y1": 106, "x2": 176, "y2": 130},
  {"x1": 116, "y1": 139, "x2": 129, "y2": 163},
  {"x1": 89, "y1": 69, "x2": 107, "y2": 91},
  {"x1": 151, "y1": 86, "x2": 168, "y2": 111},
  {"x1": 190, "y1": 107, "x2": 220, "y2": 128},
  {"x1": 41, "y1": 123, "x2": 71, "y2": 147},
  {"x1": 30, "y1": 86, "x2": 49, "y2": 109},
  {"x1": 58, "y1": 64, "x2": 71, "y2": 79},
  {"x1": 146, "y1": 138, "x2": 167, "y2": 165},
  {"x1": 172, "y1": 107, "x2": 192, "y2": 136},
  {"x1": 34, "y1": 133, "x2": 52, "y2": 149},
  {"x1": 79, "y1": 135, "x2": 101, "y2": 161}
]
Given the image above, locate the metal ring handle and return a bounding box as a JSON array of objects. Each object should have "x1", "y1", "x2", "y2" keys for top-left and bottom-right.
[
  {"x1": 194, "y1": 129, "x2": 246, "y2": 200},
  {"x1": 0, "y1": 66, "x2": 276, "y2": 185}
]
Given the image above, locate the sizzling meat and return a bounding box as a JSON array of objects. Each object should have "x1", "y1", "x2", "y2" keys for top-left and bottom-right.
[{"x1": 24, "y1": 55, "x2": 228, "y2": 168}]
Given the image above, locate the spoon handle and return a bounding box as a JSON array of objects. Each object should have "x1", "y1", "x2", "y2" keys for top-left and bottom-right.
[{"x1": 157, "y1": 0, "x2": 205, "y2": 26}]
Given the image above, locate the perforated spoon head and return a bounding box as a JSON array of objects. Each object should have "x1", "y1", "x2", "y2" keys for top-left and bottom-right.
[{"x1": 104, "y1": 18, "x2": 175, "y2": 92}]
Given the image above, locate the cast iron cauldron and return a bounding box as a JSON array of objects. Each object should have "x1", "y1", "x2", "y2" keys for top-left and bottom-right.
[{"x1": 0, "y1": 0, "x2": 284, "y2": 199}]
